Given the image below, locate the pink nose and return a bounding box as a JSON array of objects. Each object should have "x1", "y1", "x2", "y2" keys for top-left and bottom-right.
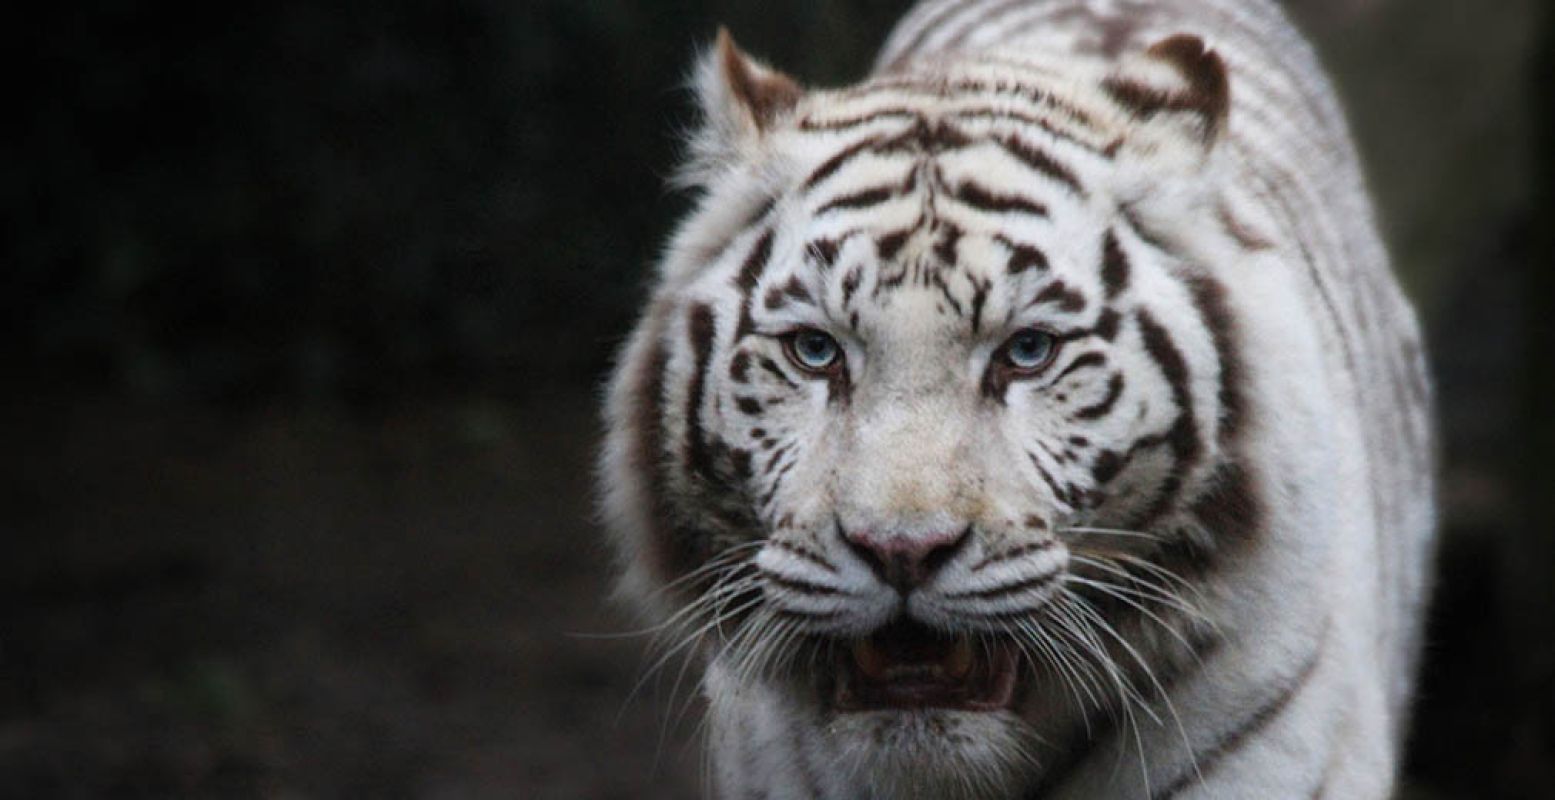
[{"x1": 843, "y1": 526, "x2": 970, "y2": 592}]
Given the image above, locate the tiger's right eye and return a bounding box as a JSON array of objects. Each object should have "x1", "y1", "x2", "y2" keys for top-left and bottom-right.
[
  {"x1": 994, "y1": 328, "x2": 1060, "y2": 376},
  {"x1": 782, "y1": 328, "x2": 844, "y2": 375}
]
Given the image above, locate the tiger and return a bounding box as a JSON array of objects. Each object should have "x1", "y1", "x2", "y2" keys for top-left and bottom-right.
[{"x1": 599, "y1": 0, "x2": 1436, "y2": 797}]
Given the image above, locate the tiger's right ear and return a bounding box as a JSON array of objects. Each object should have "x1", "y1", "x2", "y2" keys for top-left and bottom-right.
[
  {"x1": 1103, "y1": 34, "x2": 1230, "y2": 155},
  {"x1": 680, "y1": 28, "x2": 804, "y2": 187}
]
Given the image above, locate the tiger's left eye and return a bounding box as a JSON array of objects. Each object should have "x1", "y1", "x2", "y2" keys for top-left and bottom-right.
[
  {"x1": 783, "y1": 328, "x2": 843, "y2": 374},
  {"x1": 999, "y1": 329, "x2": 1058, "y2": 373}
]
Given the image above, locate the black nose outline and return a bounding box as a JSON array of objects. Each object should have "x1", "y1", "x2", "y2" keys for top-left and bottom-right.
[{"x1": 838, "y1": 518, "x2": 973, "y2": 593}]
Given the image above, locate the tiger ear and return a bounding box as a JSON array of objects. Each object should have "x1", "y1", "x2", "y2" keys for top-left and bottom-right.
[
  {"x1": 681, "y1": 28, "x2": 804, "y2": 187},
  {"x1": 1103, "y1": 33, "x2": 1230, "y2": 154}
]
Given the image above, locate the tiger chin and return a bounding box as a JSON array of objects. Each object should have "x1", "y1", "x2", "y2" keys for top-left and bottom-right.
[{"x1": 600, "y1": 1, "x2": 1435, "y2": 798}]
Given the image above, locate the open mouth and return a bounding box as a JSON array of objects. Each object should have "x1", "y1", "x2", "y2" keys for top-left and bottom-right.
[{"x1": 830, "y1": 621, "x2": 1019, "y2": 712}]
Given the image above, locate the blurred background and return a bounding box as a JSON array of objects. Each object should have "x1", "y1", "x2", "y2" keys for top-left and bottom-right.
[{"x1": 4, "y1": 0, "x2": 1551, "y2": 797}]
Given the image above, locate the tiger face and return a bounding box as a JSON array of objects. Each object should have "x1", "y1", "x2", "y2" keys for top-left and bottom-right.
[{"x1": 603, "y1": 30, "x2": 1261, "y2": 795}]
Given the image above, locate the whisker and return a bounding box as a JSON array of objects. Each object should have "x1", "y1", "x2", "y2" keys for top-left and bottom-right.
[{"x1": 1059, "y1": 525, "x2": 1167, "y2": 542}]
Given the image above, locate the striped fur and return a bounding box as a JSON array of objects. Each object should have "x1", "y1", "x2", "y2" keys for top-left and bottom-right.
[{"x1": 600, "y1": 2, "x2": 1435, "y2": 797}]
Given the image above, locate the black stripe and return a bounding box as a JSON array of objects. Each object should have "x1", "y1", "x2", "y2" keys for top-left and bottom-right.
[
  {"x1": 953, "y1": 180, "x2": 1048, "y2": 216},
  {"x1": 799, "y1": 107, "x2": 921, "y2": 132},
  {"x1": 998, "y1": 133, "x2": 1084, "y2": 195},
  {"x1": 1044, "y1": 352, "x2": 1107, "y2": 388},
  {"x1": 1031, "y1": 280, "x2": 1087, "y2": 313},
  {"x1": 943, "y1": 572, "x2": 1057, "y2": 601},
  {"x1": 1189, "y1": 461, "x2": 1264, "y2": 548},
  {"x1": 1073, "y1": 373, "x2": 1124, "y2": 421},
  {"x1": 758, "y1": 356, "x2": 798, "y2": 389},
  {"x1": 1023, "y1": 620, "x2": 1223, "y2": 800},
  {"x1": 997, "y1": 234, "x2": 1049, "y2": 274},
  {"x1": 808, "y1": 237, "x2": 840, "y2": 270},
  {"x1": 816, "y1": 185, "x2": 897, "y2": 215},
  {"x1": 949, "y1": 106, "x2": 1114, "y2": 157},
  {"x1": 933, "y1": 223, "x2": 963, "y2": 265},
  {"x1": 684, "y1": 304, "x2": 719, "y2": 483},
  {"x1": 1095, "y1": 308, "x2": 1121, "y2": 341},
  {"x1": 761, "y1": 569, "x2": 848, "y2": 597},
  {"x1": 968, "y1": 539, "x2": 1059, "y2": 573},
  {"x1": 1184, "y1": 274, "x2": 1246, "y2": 443},
  {"x1": 734, "y1": 230, "x2": 775, "y2": 339},
  {"x1": 803, "y1": 134, "x2": 883, "y2": 189},
  {"x1": 769, "y1": 538, "x2": 838, "y2": 574},
  {"x1": 876, "y1": 228, "x2": 911, "y2": 261},
  {"x1": 969, "y1": 276, "x2": 992, "y2": 334},
  {"x1": 729, "y1": 351, "x2": 751, "y2": 383},
  {"x1": 1131, "y1": 310, "x2": 1202, "y2": 525},
  {"x1": 1152, "y1": 627, "x2": 1327, "y2": 799},
  {"x1": 1101, "y1": 229, "x2": 1131, "y2": 300}
]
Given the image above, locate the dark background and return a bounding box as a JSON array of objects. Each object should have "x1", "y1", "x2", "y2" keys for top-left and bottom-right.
[{"x1": 4, "y1": 1, "x2": 1552, "y2": 797}]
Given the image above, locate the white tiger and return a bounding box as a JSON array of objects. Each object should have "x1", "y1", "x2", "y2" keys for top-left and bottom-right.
[{"x1": 600, "y1": 1, "x2": 1435, "y2": 797}]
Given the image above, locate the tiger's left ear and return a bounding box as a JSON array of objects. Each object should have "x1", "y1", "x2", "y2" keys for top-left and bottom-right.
[
  {"x1": 1103, "y1": 34, "x2": 1230, "y2": 154},
  {"x1": 681, "y1": 29, "x2": 805, "y2": 187}
]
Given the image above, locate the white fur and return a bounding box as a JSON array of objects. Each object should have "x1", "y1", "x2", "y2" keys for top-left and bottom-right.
[{"x1": 601, "y1": 2, "x2": 1434, "y2": 797}]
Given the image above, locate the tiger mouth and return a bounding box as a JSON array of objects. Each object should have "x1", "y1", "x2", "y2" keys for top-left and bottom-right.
[{"x1": 828, "y1": 621, "x2": 1019, "y2": 713}]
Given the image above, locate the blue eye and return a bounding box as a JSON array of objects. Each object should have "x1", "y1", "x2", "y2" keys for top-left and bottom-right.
[
  {"x1": 1002, "y1": 329, "x2": 1057, "y2": 372},
  {"x1": 784, "y1": 328, "x2": 843, "y2": 373}
]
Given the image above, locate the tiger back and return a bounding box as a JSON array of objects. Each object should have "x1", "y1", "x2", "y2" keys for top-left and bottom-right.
[{"x1": 600, "y1": 1, "x2": 1435, "y2": 797}]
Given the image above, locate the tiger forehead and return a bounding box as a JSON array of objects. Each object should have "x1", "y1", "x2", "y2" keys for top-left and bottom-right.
[{"x1": 764, "y1": 85, "x2": 1114, "y2": 281}]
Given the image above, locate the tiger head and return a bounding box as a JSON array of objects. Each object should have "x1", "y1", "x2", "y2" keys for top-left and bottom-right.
[{"x1": 601, "y1": 29, "x2": 1268, "y2": 795}]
